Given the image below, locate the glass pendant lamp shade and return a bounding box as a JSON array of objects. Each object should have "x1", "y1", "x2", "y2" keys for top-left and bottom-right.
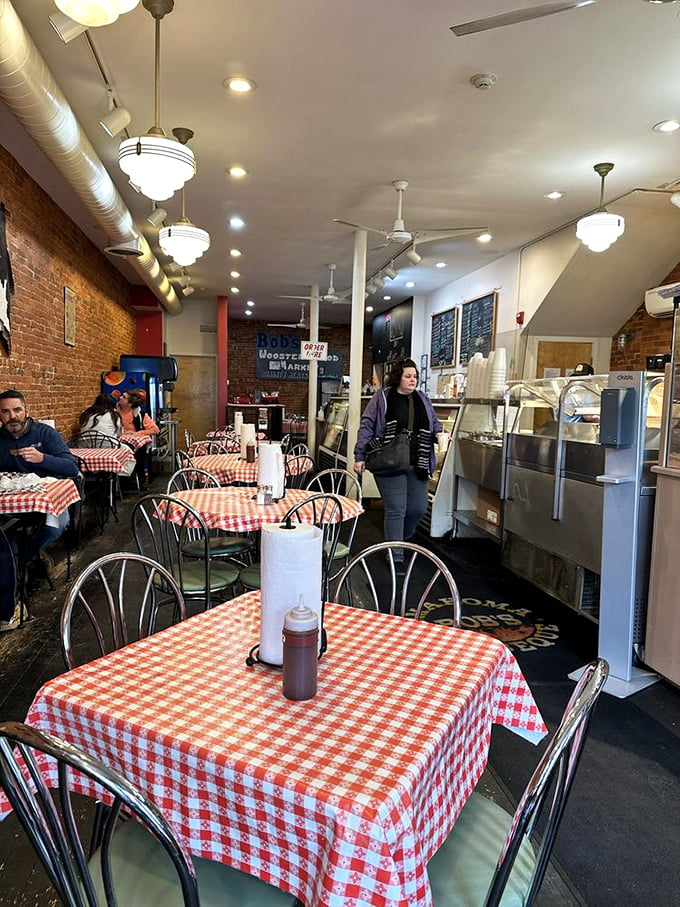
[
  {"x1": 575, "y1": 211, "x2": 625, "y2": 253},
  {"x1": 159, "y1": 217, "x2": 210, "y2": 267},
  {"x1": 54, "y1": 0, "x2": 139, "y2": 27},
  {"x1": 119, "y1": 134, "x2": 195, "y2": 202}
]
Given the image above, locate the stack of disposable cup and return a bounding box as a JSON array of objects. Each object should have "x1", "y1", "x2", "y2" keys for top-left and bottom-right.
[
  {"x1": 479, "y1": 357, "x2": 490, "y2": 398},
  {"x1": 467, "y1": 352, "x2": 484, "y2": 398},
  {"x1": 240, "y1": 423, "x2": 256, "y2": 460},
  {"x1": 489, "y1": 347, "x2": 507, "y2": 397},
  {"x1": 233, "y1": 411, "x2": 244, "y2": 435}
]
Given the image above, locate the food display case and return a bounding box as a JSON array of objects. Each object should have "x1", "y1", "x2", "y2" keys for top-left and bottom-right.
[
  {"x1": 316, "y1": 396, "x2": 380, "y2": 498},
  {"x1": 421, "y1": 401, "x2": 461, "y2": 536},
  {"x1": 451, "y1": 396, "x2": 515, "y2": 542}
]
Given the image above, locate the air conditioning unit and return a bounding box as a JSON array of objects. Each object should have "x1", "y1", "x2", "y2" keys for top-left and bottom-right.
[{"x1": 644, "y1": 283, "x2": 680, "y2": 318}]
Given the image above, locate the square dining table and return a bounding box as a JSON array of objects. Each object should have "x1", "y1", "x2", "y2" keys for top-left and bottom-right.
[
  {"x1": 17, "y1": 592, "x2": 546, "y2": 907},
  {"x1": 167, "y1": 486, "x2": 364, "y2": 533},
  {"x1": 189, "y1": 452, "x2": 314, "y2": 487}
]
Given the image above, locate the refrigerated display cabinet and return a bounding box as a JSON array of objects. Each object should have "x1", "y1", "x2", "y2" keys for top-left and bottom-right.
[
  {"x1": 316, "y1": 396, "x2": 380, "y2": 498},
  {"x1": 421, "y1": 401, "x2": 461, "y2": 536}
]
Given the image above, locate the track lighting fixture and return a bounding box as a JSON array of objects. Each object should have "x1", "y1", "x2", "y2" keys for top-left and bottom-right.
[
  {"x1": 118, "y1": 1, "x2": 196, "y2": 201},
  {"x1": 146, "y1": 204, "x2": 167, "y2": 227},
  {"x1": 49, "y1": 12, "x2": 88, "y2": 42},
  {"x1": 384, "y1": 264, "x2": 398, "y2": 280},
  {"x1": 405, "y1": 247, "x2": 422, "y2": 265},
  {"x1": 182, "y1": 285, "x2": 195, "y2": 297},
  {"x1": 372, "y1": 275, "x2": 385, "y2": 290},
  {"x1": 100, "y1": 105, "x2": 131, "y2": 138},
  {"x1": 576, "y1": 163, "x2": 625, "y2": 253}
]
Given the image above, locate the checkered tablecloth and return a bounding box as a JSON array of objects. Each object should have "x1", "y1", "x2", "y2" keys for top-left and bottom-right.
[
  {"x1": 190, "y1": 453, "x2": 313, "y2": 486},
  {"x1": 0, "y1": 477, "x2": 80, "y2": 517},
  {"x1": 120, "y1": 432, "x2": 153, "y2": 452},
  {"x1": 169, "y1": 486, "x2": 364, "y2": 532},
  {"x1": 70, "y1": 447, "x2": 136, "y2": 475},
  {"x1": 18, "y1": 594, "x2": 546, "y2": 906}
]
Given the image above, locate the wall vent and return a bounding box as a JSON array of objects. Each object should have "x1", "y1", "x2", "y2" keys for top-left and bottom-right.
[{"x1": 199, "y1": 323, "x2": 217, "y2": 333}]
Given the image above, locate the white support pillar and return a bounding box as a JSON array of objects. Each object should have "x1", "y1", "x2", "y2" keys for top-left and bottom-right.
[
  {"x1": 346, "y1": 230, "x2": 368, "y2": 468},
  {"x1": 307, "y1": 284, "x2": 320, "y2": 455}
]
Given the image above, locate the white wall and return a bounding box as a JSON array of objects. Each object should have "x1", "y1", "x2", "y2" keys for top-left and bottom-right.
[{"x1": 164, "y1": 298, "x2": 218, "y2": 356}]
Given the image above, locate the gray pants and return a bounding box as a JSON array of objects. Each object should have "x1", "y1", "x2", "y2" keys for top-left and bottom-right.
[{"x1": 374, "y1": 467, "x2": 428, "y2": 556}]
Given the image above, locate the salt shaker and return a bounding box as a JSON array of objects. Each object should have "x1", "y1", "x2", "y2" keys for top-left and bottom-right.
[{"x1": 282, "y1": 599, "x2": 318, "y2": 701}]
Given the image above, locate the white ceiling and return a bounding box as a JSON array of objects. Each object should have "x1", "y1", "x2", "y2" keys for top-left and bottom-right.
[{"x1": 5, "y1": 0, "x2": 680, "y2": 326}]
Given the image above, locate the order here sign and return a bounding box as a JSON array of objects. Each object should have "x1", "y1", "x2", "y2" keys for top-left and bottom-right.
[{"x1": 300, "y1": 341, "x2": 328, "y2": 360}]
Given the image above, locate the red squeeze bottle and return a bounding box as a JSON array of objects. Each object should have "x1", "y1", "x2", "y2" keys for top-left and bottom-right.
[
  {"x1": 282, "y1": 600, "x2": 318, "y2": 701},
  {"x1": 246, "y1": 442, "x2": 256, "y2": 463}
]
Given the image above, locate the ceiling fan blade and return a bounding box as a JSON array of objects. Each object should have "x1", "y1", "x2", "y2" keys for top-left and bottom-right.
[
  {"x1": 278, "y1": 294, "x2": 313, "y2": 300},
  {"x1": 268, "y1": 322, "x2": 299, "y2": 328},
  {"x1": 333, "y1": 218, "x2": 388, "y2": 238},
  {"x1": 451, "y1": 1, "x2": 597, "y2": 37},
  {"x1": 413, "y1": 227, "x2": 488, "y2": 243}
]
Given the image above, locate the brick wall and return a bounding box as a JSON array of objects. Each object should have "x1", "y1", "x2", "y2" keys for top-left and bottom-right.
[
  {"x1": 609, "y1": 262, "x2": 680, "y2": 370},
  {"x1": 228, "y1": 319, "x2": 373, "y2": 416},
  {"x1": 0, "y1": 146, "x2": 135, "y2": 440}
]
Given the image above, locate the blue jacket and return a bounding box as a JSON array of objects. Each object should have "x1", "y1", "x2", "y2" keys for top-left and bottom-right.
[
  {"x1": 0, "y1": 418, "x2": 79, "y2": 478},
  {"x1": 354, "y1": 389, "x2": 443, "y2": 476}
]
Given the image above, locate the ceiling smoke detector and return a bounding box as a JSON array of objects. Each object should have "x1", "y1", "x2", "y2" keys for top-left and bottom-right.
[{"x1": 469, "y1": 73, "x2": 497, "y2": 90}]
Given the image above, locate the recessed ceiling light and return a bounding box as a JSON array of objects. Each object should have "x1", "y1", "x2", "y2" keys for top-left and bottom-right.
[
  {"x1": 245, "y1": 310, "x2": 252, "y2": 316},
  {"x1": 230, "y1": 248, "x2": 242, "y2": 257},
  {"x1": 224, "y1": 76, "x2": 257, "y2": 94},
  {"x1": 230, "y1": 286, "x2": 240, "y2": 294},
  {"x1": 228, "y1": 165, "x2": 248, "y2": 178},
  {"x1": 247, "y1": 300, "x2": 255, "y2": 307},
  {"x1": 230, "y1": 270, "x2": 240, "y2": 278},
  {"x1": 653, "y1": 119, "x2": 680, "y2": 133},
  {"x1": 366, "y1": 305, "x2": 374, "y2": 313},
  {"x1": 405, "y1": 281, "x2": 416, "y2": 288},
  {"x1": 435, "y1": 261, "x2": 447, "y2": 268},
  {"x1": 382, "y1": 295, "x2": 392, "y2": 301},
  {"x1": 477, "y1": 232, "x2": 493, "y2": 243},
  {"x1": 544, "y1": 190, "x2": 565, "y2": 200},
  {"x1": 229, "y1": 216, "x2": 245, "y2": 229}
]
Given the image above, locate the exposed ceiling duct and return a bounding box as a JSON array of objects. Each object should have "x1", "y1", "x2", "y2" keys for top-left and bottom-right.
[{"x1": 0, "y1": 0, "x2": 182, "y2": 315}]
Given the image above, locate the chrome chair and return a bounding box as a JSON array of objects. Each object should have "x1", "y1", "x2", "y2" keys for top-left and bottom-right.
[
  {"x1": 333, "y1": 540, "x2": 462, "y2": 626},
  {"x1": 284, "y1": 453, "x2": 315, "y2": 490},
  {"x1": 166, "y1": 468, "x2": 254, "y2": 562},
  {"x1": 287, "y1": 442, "x2": 310, "y2": 458},
  {"x1": 132, "y1": 494, "x2": 239, "y2": 611},
  {"x1": 61, "y1": 552, "x2": 187, "y2": 670},
  {"x1": 240, "y1": 492, "x2": 343, "y2": 602},
  {"x1": 0, "y1": 721, "x2": 296, "y2": 906},
  {"x1": 184, "y1": 427, "x2": 195, "y2": 449},
  {"x1": 77, "y1": 431, "x2": 123, "y2": 449},
  {"x1": 305, "y1": 468, "x2": 362, "y2": 582},
  {"x1": 175, "y1": 448, "x2": 195, "y2": 471},
  {"x1": 427, "y1": 658, "x2": 609, "y2": 907},
  {"x1": 72, "y1": 435, "x2": 124, "y2": 527}
]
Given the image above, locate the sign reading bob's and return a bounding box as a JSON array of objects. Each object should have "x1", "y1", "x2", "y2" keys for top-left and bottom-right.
[{"x1": 255, "y1": 331, "x2": 342, "y2": 381}]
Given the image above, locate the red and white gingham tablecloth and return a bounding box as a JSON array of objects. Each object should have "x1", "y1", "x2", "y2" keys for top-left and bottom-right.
[
  {"x1": 190, "y1": 453, "x2": 313, "y2": 486},
  {"x1": 69, "y1": 447, "x2": 136, "y2": 475},
  {"x1": 120, "y1": 431, "x2": 153, "y2": 452},
  {"x1": 18, "y1": 594, "x2": 546, "y2": 906},
  {"x1": 0, "y1": 476, "x2": 80, "y2": 517},
  {"x1": 169, "y1": 486, "x2": 364, "y2": 532}
]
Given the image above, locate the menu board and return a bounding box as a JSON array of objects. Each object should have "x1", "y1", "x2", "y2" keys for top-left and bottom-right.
[
  {"x1": 459, "y1": 292, "x2": 497, "y2": 364},
  {"x1": 430, "y1": 307, "x2": 457, "y2": 367}
]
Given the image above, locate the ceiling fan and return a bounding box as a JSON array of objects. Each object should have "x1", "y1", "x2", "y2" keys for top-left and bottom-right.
[
  {"x1": 451, "y1": 1, "x2": 675, "y2": 37},
  {"x1": 267, "y1": 302, "x2": 332, "y2": 331},
  {"x1": 333, "y1": 179, "x2": 486, "y2": 246},
  {"x1": 278, "y1": 264, "x2": 351, "y2": 305}
]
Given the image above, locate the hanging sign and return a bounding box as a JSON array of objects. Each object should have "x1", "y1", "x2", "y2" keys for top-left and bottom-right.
[{"x1": 300, "y1": 341, "x2": 328, "y2": 360}]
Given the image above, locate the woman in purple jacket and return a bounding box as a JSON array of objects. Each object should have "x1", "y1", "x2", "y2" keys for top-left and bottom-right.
[{"x1": 354, "y1": 358, "x2": 443, "y2": 561}]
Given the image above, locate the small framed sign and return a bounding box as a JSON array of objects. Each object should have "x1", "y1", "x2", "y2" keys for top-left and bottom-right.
[
  {"x1": 300, "y1": 341, "x2": 328, "y2": 361},
  {"x1": 64, "y1": 286, "x2": 76, "y2": 347}
]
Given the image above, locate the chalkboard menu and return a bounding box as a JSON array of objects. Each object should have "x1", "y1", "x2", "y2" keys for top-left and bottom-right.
[
  {"x1": 430, "y1": 307, "x2": 457, "y2": 367},
  {"x1": 459, "y1": 292, "x2": 496, "y2": 364}
]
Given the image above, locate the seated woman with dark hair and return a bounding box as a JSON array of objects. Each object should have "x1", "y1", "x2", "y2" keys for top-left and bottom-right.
[
  {"x1": 117, "y1": 390, "x2": 159, "y2": 487},
  {"x1": 78, "y1": 394, "x2": 122, "y2": 439}
]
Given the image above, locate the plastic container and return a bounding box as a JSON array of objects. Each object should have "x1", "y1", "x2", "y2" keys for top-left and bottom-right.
[
  {"x1": 282, "y1": 601, "x2": 318, "y2": 701},
  {"x1": 246, "y1": 442, "x2": 256, "y2": 463}
]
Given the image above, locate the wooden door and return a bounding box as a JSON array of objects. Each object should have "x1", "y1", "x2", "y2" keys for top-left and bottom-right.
[{"x1": 171, "y1": 355, "x2": 216, "y2": 441}]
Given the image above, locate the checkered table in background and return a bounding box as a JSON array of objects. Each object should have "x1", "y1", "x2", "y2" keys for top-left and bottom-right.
[
  {"x1": 120, "y1": 431, "x2": 153, "y2": 452},
  {"x1": 20, "y1": 593, "x2": 546, "y2": 907},
  {"x1": 168, "y1": 486, "x2": 363, "y2": 533},
  {"x1": 69, "y1": 446, "x2": 136, "y2": 476},
  {"x1": 188, "y1": 453, "x2": 315, "y2": 487},
  {"x1": 0, "y1": 476, "x2": 80, "y2": 517}
]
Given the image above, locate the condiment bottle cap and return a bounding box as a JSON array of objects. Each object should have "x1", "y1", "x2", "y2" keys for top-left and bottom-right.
[{"x1": 284, "y1": 600, "x2": 318, "y2": 632}]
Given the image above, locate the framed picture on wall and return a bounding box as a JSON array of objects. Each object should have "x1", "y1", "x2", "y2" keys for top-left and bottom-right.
[{"x1": 64, "y1": 286, "x2": 76, "y2": 347}]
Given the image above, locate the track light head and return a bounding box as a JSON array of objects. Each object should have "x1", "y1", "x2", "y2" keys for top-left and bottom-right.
[
  {"x1": 384, "y1": 265, "x2": 398, "y2": 280},
  {"x1": 49, "y1": 12, "x2": 88, "y2": 42},
  {"x1": 146, "y1": 205, "x2": 167, "y2": 227},
  {"x1": 182, "y1": 285, "x2": 195, "y2": 297},
  {"x1": 405, "y1": 248, "x2": 422, "y2": 265},
  {"x1": 100, "y1": 106, "x2": 131, "y2": 138}
]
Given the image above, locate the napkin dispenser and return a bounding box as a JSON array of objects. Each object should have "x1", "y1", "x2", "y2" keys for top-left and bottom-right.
[{"x1": 257, "y1": 442, "x2": 285, "y2": 501}]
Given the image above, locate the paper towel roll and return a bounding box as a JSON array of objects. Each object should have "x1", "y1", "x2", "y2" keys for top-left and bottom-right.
[
  {"x1": 240, "y1": 423, "x2": 256, "y2": 460},
  {"x1": 233, "y1": 411, "x2": 244, "y2": 434},
  {"x1": 258, "y1": 441, "x2": 285, "y2": 499},
  {"x1": 259, "y1": 522, "x2": 323, "y2": 665}
]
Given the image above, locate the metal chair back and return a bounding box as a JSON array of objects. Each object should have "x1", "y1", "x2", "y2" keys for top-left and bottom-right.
[
  {"x1": 333, "y1": 540, "x2": 462, "y2": 626},
  {"x1": 284, "y1": 453, "x2": 315, "y2": 489},
  {"x1": 61, "y1": 552, "x2": 187, "y2": 670},
  {"x1": 282, "y1": 492, "x2": 344, "y2": 602},
  {"x1": 166, "y1": 467, "x2": 220, "y2": 494},
  {"x1": 174, "y1": 448, "x2": 195, "y2": 471},
  {"x1": 0, "y1": 721, "x2": 199, "y2": 906},
  {"x1": 77, "y1": 431, "x2": 122, "y2": 449},
  {"x1": 184, "y1": 427, "x2": 195, "y2": 449},
  {"x1": 305, "y1": 468, "x2": 362, "y2": 580}
]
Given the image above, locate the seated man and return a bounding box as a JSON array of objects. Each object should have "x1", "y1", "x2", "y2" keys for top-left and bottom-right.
[
  {"x1": 117, "y1": 389, "x2": 159, "y2": 488},
  {"x1": 0, "y1": 389, "x2": 79, "y2": 632}
]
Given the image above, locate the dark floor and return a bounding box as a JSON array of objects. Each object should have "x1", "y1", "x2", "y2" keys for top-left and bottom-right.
[{"x1": 1, "y1": 477, "x2": 679, "y2": 906}]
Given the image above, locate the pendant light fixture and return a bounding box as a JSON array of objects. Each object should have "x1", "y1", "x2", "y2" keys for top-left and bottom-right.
[
  {"x1": 118, "y1": 0, "x2": 195, "y2": 202},
  {"x1": 575, "y1": 163, "x2": 625, "y2": 253},
  {"x1": 159, "y1": 185, "x2": 210, "y2": 267},
  {"x1": 54, "y1": 0, "x2": 139, "y2": 28}
]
